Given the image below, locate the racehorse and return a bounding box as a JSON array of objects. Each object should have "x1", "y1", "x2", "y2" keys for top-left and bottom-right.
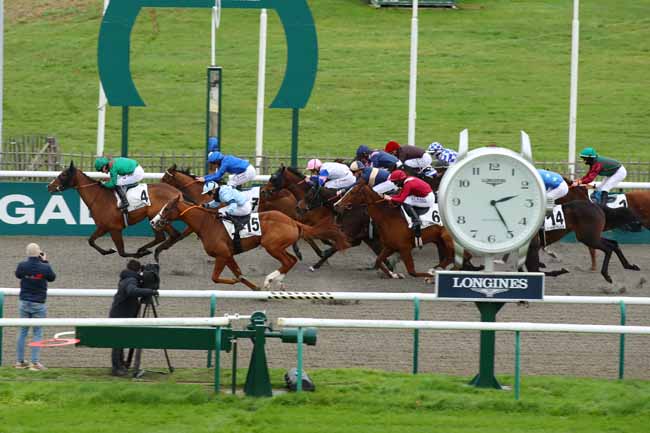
[
  {"x1": 333, "y1": 180, "x2": 455, "y2": 278},
  {"x1": 47, "y1": 162, "x2": 184, "y2": 258},
  {"x1": 161, "y1": 164, "x2": 308, "y2": 260},
  {"x1": 298, "y1": 184, "x2": 394, "y2": 271},
  {"x1": 525, "y1": 198, "x2": 641, "y2": 283},
  {"x1": 150, "y1": 194, "x2": 350, "y2": 290}
]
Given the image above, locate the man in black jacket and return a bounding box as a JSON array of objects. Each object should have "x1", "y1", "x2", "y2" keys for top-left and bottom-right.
[
  {"x1": 109, "y1": 260, "x2": 158, "y2": 376},
  {"x1": 15, "y1": 243, "x2": 56, "y2": 371}
]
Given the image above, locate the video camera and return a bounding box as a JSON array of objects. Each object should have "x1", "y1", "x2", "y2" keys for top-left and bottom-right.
[{"x1": 138, "y1": 263, "x2": 160, "y2": 305}]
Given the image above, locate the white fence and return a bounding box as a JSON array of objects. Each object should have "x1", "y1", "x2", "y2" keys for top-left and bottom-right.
[{"x1": 0, "y1": 170, "x2": 271, "y2": 182}]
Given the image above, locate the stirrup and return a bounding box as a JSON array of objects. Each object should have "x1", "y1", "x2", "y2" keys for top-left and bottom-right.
[{"x1": 415, "y1": 236, "x2": 423, "y2": 249}]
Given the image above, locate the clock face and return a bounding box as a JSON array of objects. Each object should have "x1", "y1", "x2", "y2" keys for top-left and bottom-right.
[{"x1": 440, "y1": 149, "x2": 545, "y2": 254}]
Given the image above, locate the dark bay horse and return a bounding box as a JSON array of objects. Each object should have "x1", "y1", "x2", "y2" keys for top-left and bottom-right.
[
  {"x1": 151, "y1": 194, "x2": 350, "y2": 290},
  {"x1": 333, "y1": 180, "x2": 455, "y2": 279},
  {"x1": 47, "y1": 162, "x2": 183, "y2": 258},
  {"x1": 161, "y1": 164, "x2": 307, "y2": 260},
  {"x1": 298, "y1": 184, "x2": 393, "y2": 271}
]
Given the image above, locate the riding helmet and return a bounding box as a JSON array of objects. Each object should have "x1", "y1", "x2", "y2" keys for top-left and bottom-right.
[
  {"x1": 207, "y1": 136, "x2": 219, "y2": 152},
  {"x1": 579, "y1": 147, "x2": 598, "y2": 159},
  {"x1": 349, "y1": 161, "x2": 364, "y2": 172},
  {"x1": 207, "y1": 151, "x2": 224, "y2": 163},
  {"x1": 388, "y1": 170, "x2": 408, "y2": 183},
  {"x1": 306, "y1": 159, "x2": 323, "y2": 171},
  {"x1": 384, "y1": 140, "x2": 401, "y2": 154},
  {"x1": 356, "y1": 145, "x2": 371, "y2": 158},
  {"x1": 94, "y1": 157, "x2": 109, "y2": 171}
]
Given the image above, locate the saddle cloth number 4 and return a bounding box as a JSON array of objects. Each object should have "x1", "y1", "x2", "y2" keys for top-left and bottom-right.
[{"x1": 122, "y1": 184, "x2": 151, "y2": 212}]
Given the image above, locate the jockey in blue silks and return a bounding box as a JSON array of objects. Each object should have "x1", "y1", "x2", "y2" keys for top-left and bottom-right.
[
  {"x1": 427, "y1": 142, "x2": 458, "y2": 166},
  {"x1": 355, "y1": 145, "x2": 373, "y2": 167},
  {"x1": 203, "y1": 184, "x2": 253, "y2": 247},
  {"x1": 368, "y1": 151, "x2": 401, "y2": 171},
  {"x1": 199, "y1": 151, "x2": 257, "y2": 188},
  {"x1": 349, "y1": 161, "x2": 396, "y2": 194},
  {"x1": 538, "y1": 168, "x2": 568, "y2": 204}
]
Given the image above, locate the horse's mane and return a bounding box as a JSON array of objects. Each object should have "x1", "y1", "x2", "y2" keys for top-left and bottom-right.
[
  {"x1": 177, "y1": 167, "x2": 197, "y2": 178},
  {"x1": 71, "y1": 164, "x2": 101, "y2": 185},
  {"x1": 285, "y1": 165, "x2": 304, "y2": 178}
]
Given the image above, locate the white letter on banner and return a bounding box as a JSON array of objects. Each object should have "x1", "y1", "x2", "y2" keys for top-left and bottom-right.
[
  {"x1": 37, "y1": 196, "x2": 76, "y2": 225},
  {"x1": 0, "y1": 195, "x2": 35, "y2": 224},
  {"x1": 79, "y1": 201, "x2": 95, "y2": 225}
]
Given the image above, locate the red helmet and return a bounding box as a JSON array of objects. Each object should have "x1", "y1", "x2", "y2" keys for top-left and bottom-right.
[
  {"x1": 384, "y1": 140, "x2": 401, "y2": 154},
  {"x1": 389, "y1": 170, "x2": 407, "y2": 183}
]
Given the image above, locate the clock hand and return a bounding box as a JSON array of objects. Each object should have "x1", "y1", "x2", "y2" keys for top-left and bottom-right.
[
  {"x1": 490, "y1": 201, "x2": 511, "y2": 231},
  {"x1": 492, "y1": 195, "x2": 518, "y2": 204}
]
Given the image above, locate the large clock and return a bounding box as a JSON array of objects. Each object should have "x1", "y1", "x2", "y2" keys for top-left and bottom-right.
[{"x1": 438, "y1": 146, "x2": 545, "y2": 256}]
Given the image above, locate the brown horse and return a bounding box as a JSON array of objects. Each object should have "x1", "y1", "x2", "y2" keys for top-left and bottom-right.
[
  {"x1": 161, "y1": 164, "x2": 307, "y2": 260},
  {"x1": 47, "y1": 162, "x2": 183, "y2": 258},
  {"x1": 333, "y1": 180, "x2": 455, "y2": 278},
  {"x1": 151, "y1": 194, "x2": 350, "y2": 290}
]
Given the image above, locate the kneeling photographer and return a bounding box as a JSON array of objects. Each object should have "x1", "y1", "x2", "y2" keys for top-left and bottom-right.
[{"x1": 109, "y1": 259, "x2": 159, "y2": 377}]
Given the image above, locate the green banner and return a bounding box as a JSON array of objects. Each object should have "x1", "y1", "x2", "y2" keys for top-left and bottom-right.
[{"x1": 0, "y1": 183, "x2": 155, "y2": 236}]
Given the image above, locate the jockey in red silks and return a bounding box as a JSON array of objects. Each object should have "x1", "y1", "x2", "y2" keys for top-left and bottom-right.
[
  {"x1": 384, "y1": 140, "x2": 432, "y2": 174},
  {"x1": 383, "y1": 170, "x2": 435, "y2": 247}
]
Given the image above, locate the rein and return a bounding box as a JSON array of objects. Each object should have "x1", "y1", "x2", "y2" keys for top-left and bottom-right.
[{"x1": 180, "y1": 205, "x2": 203, "y2": 217}]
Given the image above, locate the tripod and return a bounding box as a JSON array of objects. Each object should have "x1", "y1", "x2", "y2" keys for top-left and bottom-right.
[{"x1": 125, "y1": 296, "x2": 174, "y2": 378}]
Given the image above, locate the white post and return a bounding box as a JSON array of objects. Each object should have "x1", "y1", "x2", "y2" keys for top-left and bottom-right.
[
  {"x1": 211, "y1": 7, "x2": 216, "y2": 65},
  {"x1": 255, "y1": 9, "x2": 268, "y2": 169},
  {"x1": 0, "y1": 0, "x2": 3, "y2": 163},
  {"x1": 96, "y1": 0, "x2": 110, "y2": 157},
  {"x1": 407, "y1": 0, "x2": 419, "y2": 146},
  {"x1": 568, "y1": 0, "x2": 580, "y2": 179}
]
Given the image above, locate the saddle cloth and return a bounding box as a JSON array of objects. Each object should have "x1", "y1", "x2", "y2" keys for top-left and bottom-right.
[
  {"x1": 400, "y1": 203, "x2": 443, "y2": 229},
  {"x1": 239, "y1": 187, "x2": 261, "y2": 212},
  {"x1": 221, "y1": 213, "x2": 262, "y2": 239},
  {"x1": 595, "y1": 192, "x2": 628, "y2": 209},
  {"x1": 115, "y1": 184, "x2": 150, "y2": 212},
  {"x1": 544, "y1": 205, "x2": 566, "y2": 231}
]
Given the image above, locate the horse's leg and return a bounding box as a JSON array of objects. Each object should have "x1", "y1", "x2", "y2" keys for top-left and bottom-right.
[
  {"x1": 305, "y1": 239, "x2": 325, "y2": 258},
  {"x1": 108, "y1": 230, "x2": 151, "y2": 258},
  {"x1": 309, "y1": 247, "x2": 338, "y2": 271},
  {"x1": 154, "y1": 226, "x2": 192, "y2": 262},
  {"x1": 363, "y1": 238, "x2": 395, "y2": 271},
  {"x1": 87, "y1": 227, "x2": 116, "y2": 255},
  {"x1": 374, "y1": 247, "x2": 402, "y2": 279},
  {"x1": 588, "y1": 247, "x2": 597, "y2": 272},
  {"x1": 134, "y1": 228, "x2": 168, "y2": 255},
  {"x1": 605, "y1": 238, "x2": 640, "y2": 271},
  {"x1": 225, "y1": 257, "x2": 259, "y2": 290},
  {"x1": 292, "y1": 243, "x2": 303, "y2": 261},
  {"x1": 211, "y1": 257, "x2": 244, "y2": 286},
  {"x1": 262, "y1": 248, "x2": 298, "y2": 290},
  {"x1": 400, "y1": 248, "x2": 433, "y2": 278}
]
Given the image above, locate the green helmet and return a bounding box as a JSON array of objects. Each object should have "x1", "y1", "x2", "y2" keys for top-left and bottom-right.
[
  {"x1": 579, "y1": 147, "x2": 598, "y2": 159},
  {"x1": 94, "y1": 157, "x2": 110, "y2": 171}
]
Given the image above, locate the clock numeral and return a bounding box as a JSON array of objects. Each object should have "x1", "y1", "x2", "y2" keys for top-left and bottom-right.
[
  {"x1": 521, "y1": 180, "x2": 529, "y2": 189},
  {"x1": 457, "y1": 216, "x2": 466, "y2": 224},
  {"x1": 489, "y1": 163, "x2": 500, "y2": 171},
  {"x1": 472, "y1": 167, "x2": 480, "y2": 175},
  {"x1": 524, "y1": 199, "x2": 534, "y2": 208},
  {"x1": 452, "y1": 197, "x2": 461, "y2": 206},
  {"x1": 433, "y1": 192, "x2": 439, "y2": 204},
  {"x1": 518, "y1": 217, "x2": 527, "y2": 226},
  {"x1": 506, "y1": 231, "x2": 514, "y2": 239},
  {"x1": 459, "y1": 179, "x2": 470, "y2": 188},
  {"x1": 487, "y1": 235, "x2": 496, "y2": 243},
  {"x1": 511, "y1": 168, "x2": 516, "y2": 176},
  {"x1": 470, "y1": 229, "x2": 478, "y2": 238}
]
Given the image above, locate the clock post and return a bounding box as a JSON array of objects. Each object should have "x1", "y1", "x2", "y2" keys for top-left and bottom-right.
[{"x1": 437, "y1": 130, "x2": 546, "y2": 390}]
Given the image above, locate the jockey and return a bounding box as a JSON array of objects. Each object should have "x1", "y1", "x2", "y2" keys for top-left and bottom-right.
[
  {"x1": 207, "y1": 136, "x2": 219, "y2": 152},
  {"x1": 571, "y1": 147, "x2": 626, "y2": 206},
  {"x1": 538, "y1": 169, "x2": 568, "y2": 203},
  {"x1": 305, "y1": 159, "x2": 356, "y2": 191},
  {"x1": 384, "y1": 140, "x2": 432, "y2": 174},
  {"x1": 94, "y1": 156, "x2": 145, "y2": 211},
  {"x1": 199, "y1": 151, "x2": 257, "y2": 188},
  {"x1": 369, "y1": 150, "x2": 400, "y2": 171},
  {"x1": 349, "y1": 161, "x2": 395, "y2": 194},
  {"x1": 354, "y1": 145, "x2": 373, "y2": 167},
  {"x1": 203, "y1": 184, "x2": 252, "y2": 246},
  {"x1": 383, "y1": 170, "x2": 435, "y2": 247},
  {"x1": 427, "y1": 142, "x2": 458, "y2": 165}
]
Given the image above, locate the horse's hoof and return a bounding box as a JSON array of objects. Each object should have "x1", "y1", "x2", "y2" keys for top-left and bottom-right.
[
  {"x1": 309, "y1": 266, "x2": 316, "y2": 272},
  {"x1": 104, "y1": 248, "x2": 117, "y2": 255},
  {"x1": 493, "y1": 259, "x2": 505, "y2": 265},
  {"x1": 629, "y1": 264, "x2": 641, "y2": 271},
  {"x1": 604, "y1": 275, "x2": 613, "y2": 284},
  {"x1": 424, "y1": 277, "x2": 434, "y2": 284},
  {"x1": 137, "y1": 250, "x2": 153, "y2": 258}
]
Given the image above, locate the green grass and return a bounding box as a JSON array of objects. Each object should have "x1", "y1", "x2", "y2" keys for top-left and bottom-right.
[
  {"x1": 4, "y1": 1, "x2": 650, "y2": 161},
  {"x1": 1, "y1": 368, "x2": 650, "y2": 432}
]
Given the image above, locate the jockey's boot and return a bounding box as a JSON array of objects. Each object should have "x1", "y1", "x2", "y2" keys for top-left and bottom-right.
[
  {"x1": 538, "y1": 228, "x2": 546, "y2": 248},
  {"x1": 230, "y1": 215, "x2": 251, "y2": 254},
  {"x1": 599, "y1": 191, "x2": 609, "y2": 207},
  {"x1": 403, "y1": 204, "x2": 423, "y2": 249},
  {"x1": 115, "y1": 186, "x2": 129, "y2": 211}
]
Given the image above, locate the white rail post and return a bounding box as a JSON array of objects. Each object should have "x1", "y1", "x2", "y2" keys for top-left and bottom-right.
[
  {"x1": 407, "y1": 0, "x2": 419, "y2": 146},
  {"x1": 96, "y1": 0, "x2": 110, "y2": 157},
  {"x1": 568, "y1": 0, "x2": 580, "y2": 179},
  {"x1": 255, "y1": 9, "x2": 268, "y2": 170}
]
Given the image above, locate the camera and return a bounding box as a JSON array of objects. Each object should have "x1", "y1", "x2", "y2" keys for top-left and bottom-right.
[{"x1": 138, "y1": 263, "x2": 160, "y2": 291}]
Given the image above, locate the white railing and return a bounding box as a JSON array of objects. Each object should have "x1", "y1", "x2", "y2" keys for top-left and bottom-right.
[
  {"x1": 0, "y1": 317, "x2": 230, "y2": 327},
  {"x1": 0, "y1": 170, "x2": 271, "y2": 182}
]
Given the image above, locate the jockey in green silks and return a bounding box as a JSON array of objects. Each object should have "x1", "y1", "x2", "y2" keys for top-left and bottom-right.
[{"x1": 94, "y1": 157, "x2": 145, "y2": 210}]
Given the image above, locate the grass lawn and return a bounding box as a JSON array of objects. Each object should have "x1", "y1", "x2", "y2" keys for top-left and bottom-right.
[
  {"x1": 0, "y1": 367, "x2": 649, "y2": 432},
  {"x1": 3, "y1": 1, "x2": 650, "y2": 161}
]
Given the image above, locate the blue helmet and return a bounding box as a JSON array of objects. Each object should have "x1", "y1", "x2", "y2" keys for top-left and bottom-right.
[
  {"x1": 207, "y1": 151, "x2": 224, "y2": 163},
  {"x1": 427, "y1": 142, "x2": 443, "y2": 154},
  {"x1": 356, "y1": 145, "x2": 371, "y2": 158},
  {"x1": 207, "y1": 137, "x2": 219, "y2": 152}
]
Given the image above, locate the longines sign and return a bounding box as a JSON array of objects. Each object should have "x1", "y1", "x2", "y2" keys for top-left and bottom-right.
[
  {"x1": 436, "y1": 271, "x2": 544, "y2": 301},
  {"x1": 0, "y1": 183, "x2": 153, "y2": 236}
]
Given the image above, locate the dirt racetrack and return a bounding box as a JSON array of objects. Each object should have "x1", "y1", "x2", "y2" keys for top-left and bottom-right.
[{"x1": 1, "y1": 235, "x2": 649, "y2": 380}]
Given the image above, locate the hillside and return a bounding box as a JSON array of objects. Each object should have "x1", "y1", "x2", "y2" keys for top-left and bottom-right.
[{"x1": 4, "y1": 0, "x2": 650, "y2": 161}]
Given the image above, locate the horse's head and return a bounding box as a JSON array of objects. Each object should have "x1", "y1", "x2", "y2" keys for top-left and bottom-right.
[
  {"x1": 561, "y1": 176, "x2": 589, "y2": 204},
  {"x1": 333, "y1": 180, "x2": 369, "y2": 213},
  {"x1": 48, "y1": 161, "x2": 79, "y2": 193},
  {"x1": 150, "y1": 194, "x2": 182, "y2": 231},
  {"x1": 269, "y1": 165, "x2": 285, "y2": 190},
  {"x1": 161, "y1": 164, "x2": 179, "y2": 185}
]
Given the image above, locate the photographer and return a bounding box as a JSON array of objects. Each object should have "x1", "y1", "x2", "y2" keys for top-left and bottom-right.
[
  {"x1": 109, "y1": 260, "x2": 159, "y2": 376},
  {"x1": 15, "y1": 243, "x2": 56, "y2": 371}
]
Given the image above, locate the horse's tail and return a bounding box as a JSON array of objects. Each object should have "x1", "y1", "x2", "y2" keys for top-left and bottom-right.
[
  {"x1": 298, "y1": 220, "x2": 350, "y2": 251},
  {"x1": 603, "y1": 206, "x2": 643, "y2": 232}
]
